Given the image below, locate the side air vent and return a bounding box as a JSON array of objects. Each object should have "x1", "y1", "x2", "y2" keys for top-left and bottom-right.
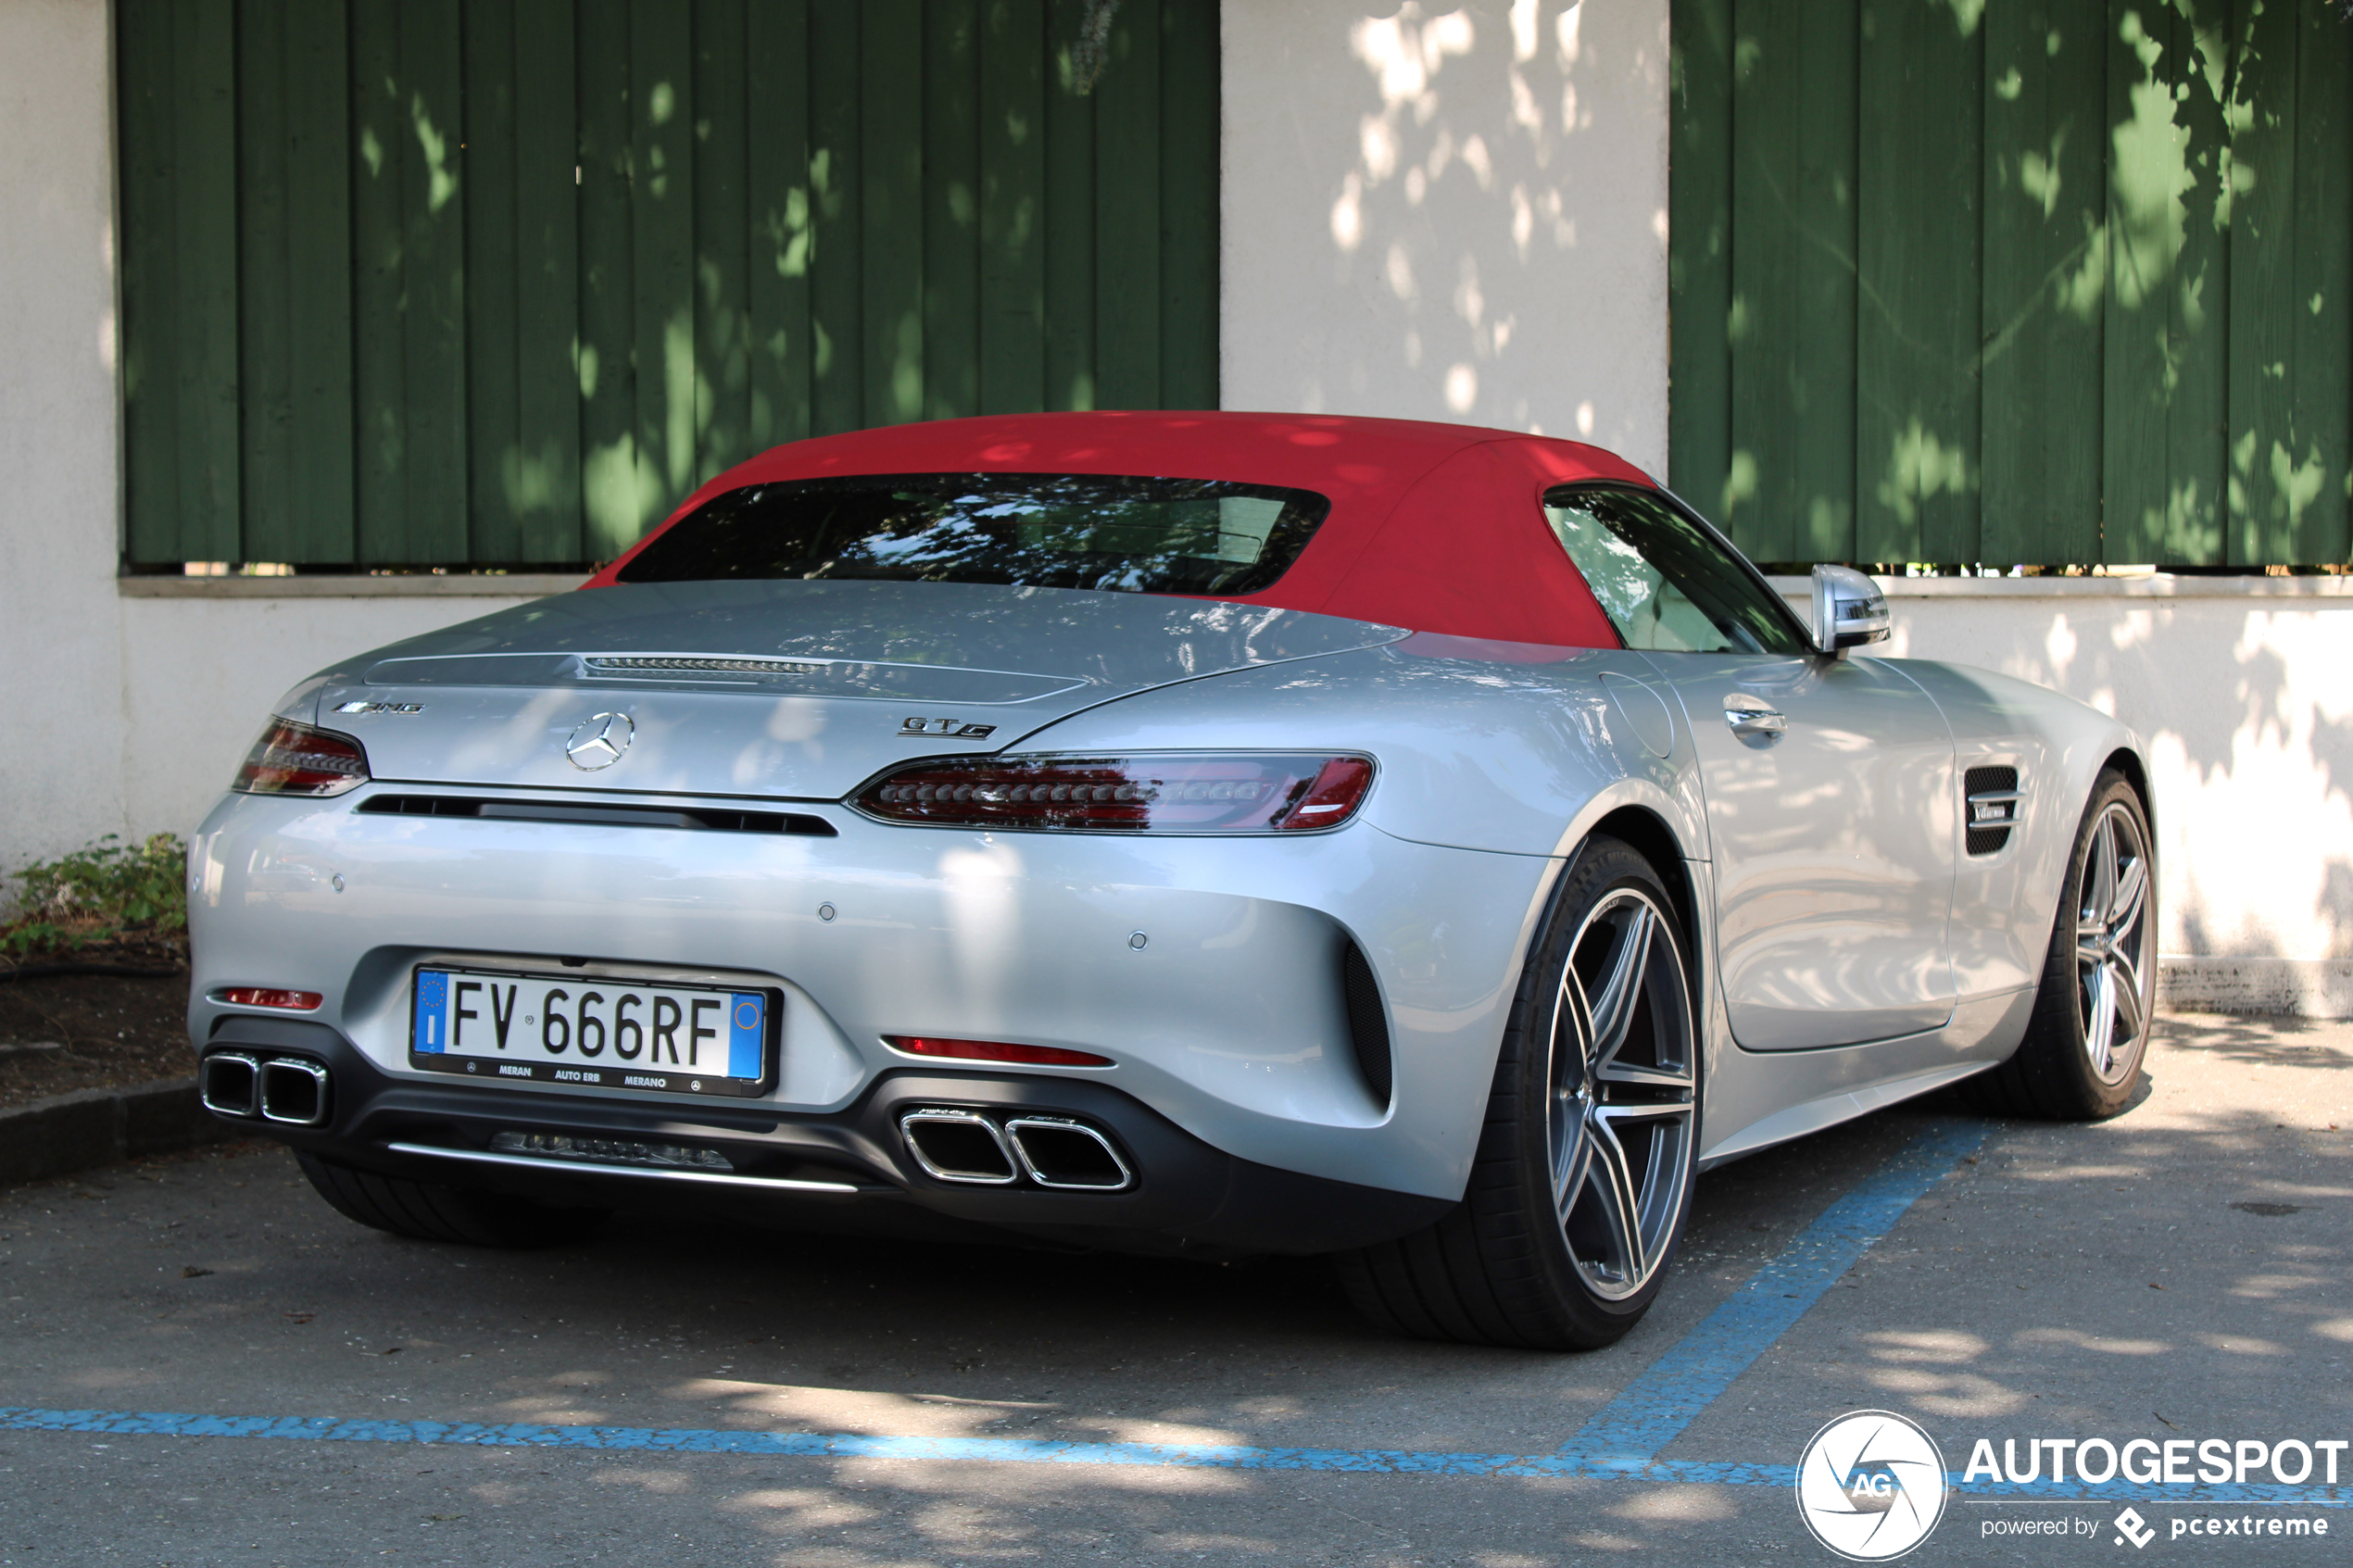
[
  {"x1": 1340, "y1": 940, "x2": 1394, "y2": 1110},
  {"x1": 357, "y1": 796, "x2": 837, "y2": 835},
  {"x1": 1964, "y1": 767, "x2": 2020, "y2": 856}
]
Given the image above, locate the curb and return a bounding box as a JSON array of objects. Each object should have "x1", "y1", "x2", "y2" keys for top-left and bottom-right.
[{"x1": 0, "y1": 1077, "x2": 235, "y2": 1185}]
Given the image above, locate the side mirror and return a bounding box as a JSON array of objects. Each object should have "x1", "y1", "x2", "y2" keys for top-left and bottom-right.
[{"x1": 1811, "y1": 565, "x2": 1891, "y2": 655}]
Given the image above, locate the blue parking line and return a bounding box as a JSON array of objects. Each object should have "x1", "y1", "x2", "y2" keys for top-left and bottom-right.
[
  {"x1": 0, "y1": 1406, "x2": 1783, "y2": 1483},
  {"x1": 3, "y1": 1407, "x2": 2348, "y2": 1506},
  {"x1": 1567, "y1": 1120, "x2": 1991, "y2": 1463}
]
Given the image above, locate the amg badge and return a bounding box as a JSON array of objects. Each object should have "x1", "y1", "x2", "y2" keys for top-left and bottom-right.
[
  {"x1": 901, "y1": 717, "x2": 998, "y2": 739},
  {"x1": 332, "y1": 701, "x2": 423, "y2": 715}
]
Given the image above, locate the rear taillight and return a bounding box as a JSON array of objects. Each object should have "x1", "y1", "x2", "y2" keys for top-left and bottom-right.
[
  {"x1": 853, "y1": 754, "x2": 1375, "y2": 834},
  {"x1": 233, "y1": 720, "x2": 370, "y2": 797}
]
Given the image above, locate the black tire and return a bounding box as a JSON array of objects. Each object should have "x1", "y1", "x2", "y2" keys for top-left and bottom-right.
[
  {"x1": 1335, "y1": 834, "x2": 1701, "y2": 1350},
  {"x1": 1961, "y1": 768, "x2": 2155, "y2": 1121},
  {"x1": 296, "y1": 1151, "x2": 610, "y2": 1248}
]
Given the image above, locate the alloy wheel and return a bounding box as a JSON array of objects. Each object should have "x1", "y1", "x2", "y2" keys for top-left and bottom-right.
[
  {"x1": 2075, "y1": 801, "x2": 2151, "y2": 1083},
  {"x1": 1545, "y1": 888, "x2": 1697, "y2": 1301}
]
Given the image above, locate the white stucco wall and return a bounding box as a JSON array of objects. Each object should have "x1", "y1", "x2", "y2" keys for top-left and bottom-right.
[
  {"x1": 0, "y1": 0, "x2": 129, "y2": 872},
  {"x1": 1221, "y1": 0, "x2": 1671, "y2": 472},
  {"x1": 112, "y1": 583, "x2": 573, "y2": 849}
]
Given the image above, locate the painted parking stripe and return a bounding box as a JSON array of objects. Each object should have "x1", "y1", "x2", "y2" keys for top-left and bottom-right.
[
  {"x1": 3, "y1": 1407, "x2": 2348, "y2": 1507},
  {"x1": 1567, "y1": 1120, "x2": 1992, "y2": 1463}
]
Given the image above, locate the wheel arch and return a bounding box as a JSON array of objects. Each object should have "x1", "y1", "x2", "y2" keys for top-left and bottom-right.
[
  {"x1": 2101, "y1": 744, "x2": 2156, "y2": 843},
  {"x1": 1582, "y1": 803, "x2": 1703, "y2": 961}
]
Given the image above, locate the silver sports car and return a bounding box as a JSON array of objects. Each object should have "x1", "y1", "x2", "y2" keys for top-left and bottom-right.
[{"x1": 187, "y1": 412, "x2": 2154, "y2": 1350}]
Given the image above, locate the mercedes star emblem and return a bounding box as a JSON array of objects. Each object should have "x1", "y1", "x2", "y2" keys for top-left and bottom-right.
[{"x1": 563, "y1": 711, "x2": 635, "y2": 771}]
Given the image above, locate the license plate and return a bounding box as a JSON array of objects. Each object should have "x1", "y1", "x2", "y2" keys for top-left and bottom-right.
[{"x1": 409, "y1": 966, "x2": 776, "y2": 1098}]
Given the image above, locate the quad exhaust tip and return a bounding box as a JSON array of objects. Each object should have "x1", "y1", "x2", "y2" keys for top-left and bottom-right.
[
  {"x1": 899, "y1": 1108, "x2": 1132, "y2": 1192},
  {"x1": 200, "y1": 1051, "x2": 331, "y2": 1127}
]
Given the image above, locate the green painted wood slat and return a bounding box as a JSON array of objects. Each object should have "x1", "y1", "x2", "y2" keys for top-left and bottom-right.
[
  {"x1": 1856, "y1": 0, "x2": 1983, "y2": 566},
  {"x1": 1157, "y1": 0, "x2": 1219, "y2": 411},
  {"x1": 862, "y1": 0, "x2": 926, "y2": 429},
  {"x1": 463, "y1": 0, "x2": 523, "y2": 562},
  {"x1": 630, "y1": 0, "x2": 697, "y2": 529},
  {"x1": 978, "y1": 0, "x2": 1047, "y2": 414},
  {"x1": 1979, "y1": 0, "x2": 2105, "y2": 568},
  {"x1": 575, "y1": 0, "x2": 638, "y2": 562},
  {"x1": 349, "y1": 0, "x2": 409, "y2": 564},
  {"x1": 745, "y1": 0, "x2": 813, "y2": 452},
  {"x1": 1092, "y1": 0, "x2": 1161, "y2": 408},
  {"x1": 925, "y1": 0, "x2": 983, "y2": 422},
  {"x1": 511, "y1": 0, "x2": 583, "y2": 562},
  {"x1": 1667, "y1": 0, "x2": 1734, "y2": 546},
  {"x1": 694, "y1": 0, "x2": 753, "y2": 486},
  {"x1": 807, "y1": 0, "x2": 865, "y2": 437},
  {"x1": 2101, "y1": 0, "x2": 2231, "y2": 565},
  {"x1": 1043, "y1": 0, "x2": 1097, "y2": 412},
  {"x1": 1725, "y1": 0, "x2": 1857, "y2": 563},
  {"x1": 118, "y1": 0, "x2": 183, "y2": 563}
]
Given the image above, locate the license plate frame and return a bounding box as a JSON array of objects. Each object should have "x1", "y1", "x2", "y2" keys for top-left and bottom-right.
[{"x1": 408, "y1": 964, "x2": 779, "y2": 1099}]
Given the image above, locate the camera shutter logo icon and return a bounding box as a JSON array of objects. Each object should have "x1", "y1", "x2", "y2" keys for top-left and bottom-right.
[{"x1": 1794, "y1": 1410, "x2": 1949, "y2": 1561}]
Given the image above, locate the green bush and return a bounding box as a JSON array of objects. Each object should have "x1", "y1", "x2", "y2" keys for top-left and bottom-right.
[{"x1": 2, "y1": 833, "x2": 188, "y2": 957}]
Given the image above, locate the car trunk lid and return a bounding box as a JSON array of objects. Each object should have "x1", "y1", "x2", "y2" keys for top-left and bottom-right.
[{"x1": 308, "y1": 580, "x2": 1404, "y2": 799}]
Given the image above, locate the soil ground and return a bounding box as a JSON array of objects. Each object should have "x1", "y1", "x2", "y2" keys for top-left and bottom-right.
[{"x1": 0, "y1": 944, "x2": 193, "y2": 1110}]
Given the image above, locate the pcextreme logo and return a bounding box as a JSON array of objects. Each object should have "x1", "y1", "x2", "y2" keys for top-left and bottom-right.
[{"x1": 1795, "y1": 1410, "x2": 1950, "y2": 1561}]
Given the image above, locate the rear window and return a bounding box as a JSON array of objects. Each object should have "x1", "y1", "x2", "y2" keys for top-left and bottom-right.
[{"x1": 614, "y1": 472, "x2": 1332, "y2": 596}]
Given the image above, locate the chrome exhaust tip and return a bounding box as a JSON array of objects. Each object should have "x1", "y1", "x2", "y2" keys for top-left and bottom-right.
[
  {"x1": 898, "y1": 1109, "x2": 1019, "y2": 1185},
  {"x1": 258, "y1": 1057, "x2": 331, "y2": 1126},
  {"x1": 198, "y1": 1051, "x2": 261, "y2": 1118},
  {"x1": 1004, "y1": 1116, "x2": 1133, "y2": 1191}
]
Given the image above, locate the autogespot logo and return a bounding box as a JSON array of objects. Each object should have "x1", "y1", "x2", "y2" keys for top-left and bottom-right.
[{"x1": 1796, "y1": 1411, "x2": 1950, "y2": 1561}]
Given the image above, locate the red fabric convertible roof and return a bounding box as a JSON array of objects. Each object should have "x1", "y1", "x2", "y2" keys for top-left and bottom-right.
[{"x1": 584, "y1": 410, "x2": 1655, "y2": 648}]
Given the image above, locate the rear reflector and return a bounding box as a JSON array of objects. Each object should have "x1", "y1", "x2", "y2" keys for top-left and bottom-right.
[
  {"x1": 885, "y1": 1035, "x2": 1113, "y2": 1068},
  {"x1": 218, "y1": 987, "x2": 323, "y2": 1011},
  {"x1": 854, "y1": 753, "x2": 1376, "y2": 834},
  {"x1": 233, "y1": 720, "x2": 371, "y2": 797}
]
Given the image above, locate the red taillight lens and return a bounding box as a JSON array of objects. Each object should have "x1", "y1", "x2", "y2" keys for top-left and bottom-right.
[
  {"x1": 886, "y1": 1035, "x2": 1113, "y2": 1068},
  {"x1": 233, "y1": 720, "x2": 371, "y2": 797},
  {"x1": 218, "y1": 987, "x2": 323, "y2": 1010},
  {"x1": 854, "y1": 753, "x2": 1375, "y2": 834}
]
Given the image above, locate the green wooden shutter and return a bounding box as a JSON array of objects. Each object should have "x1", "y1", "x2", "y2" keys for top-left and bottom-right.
[
  {"x1": 1669, "y1": 0, "x2": 2353, "y2": 569},
  {"x1": 118, "y1": 0, "x2": 1222, "y2": 571}
]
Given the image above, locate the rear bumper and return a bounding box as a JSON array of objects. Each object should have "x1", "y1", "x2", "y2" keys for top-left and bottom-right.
[
  {"x1": 197, "y1": 1014, "x2": 1454, "y2": 1256},
  {"x1": 186, "y1": 786, "x2": 1556, "y2": 1202}
]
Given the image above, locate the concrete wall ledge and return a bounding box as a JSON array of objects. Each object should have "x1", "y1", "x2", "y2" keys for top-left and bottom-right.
[
  {"x1": 2158, "y1": 957, "x2": 2353, "y2": 1019},
  {"x1": 1764, "y1": 573, "x2": 2353, "y2": 600},
  {"x1": 120, "y1": 574, "x2": 588, "y2": 599}
]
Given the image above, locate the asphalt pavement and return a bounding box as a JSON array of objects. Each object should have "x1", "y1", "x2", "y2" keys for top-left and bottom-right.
[{"x1": 0, "y1": 1012, "x2": 2346, "y2": 1566}]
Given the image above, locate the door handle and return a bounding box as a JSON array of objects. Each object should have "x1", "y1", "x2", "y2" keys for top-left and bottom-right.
[{"x1": 1723, "y1": 704, "x2": 1787, "y2": 737}]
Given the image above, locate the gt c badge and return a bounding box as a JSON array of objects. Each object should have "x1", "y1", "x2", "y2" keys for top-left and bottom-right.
[
  {"x1": 901, "y1": 717, "x2": 998, "y2": 740},
  {"x1": 564, "y1": 711, "x2": 635, "y2": 770}
]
